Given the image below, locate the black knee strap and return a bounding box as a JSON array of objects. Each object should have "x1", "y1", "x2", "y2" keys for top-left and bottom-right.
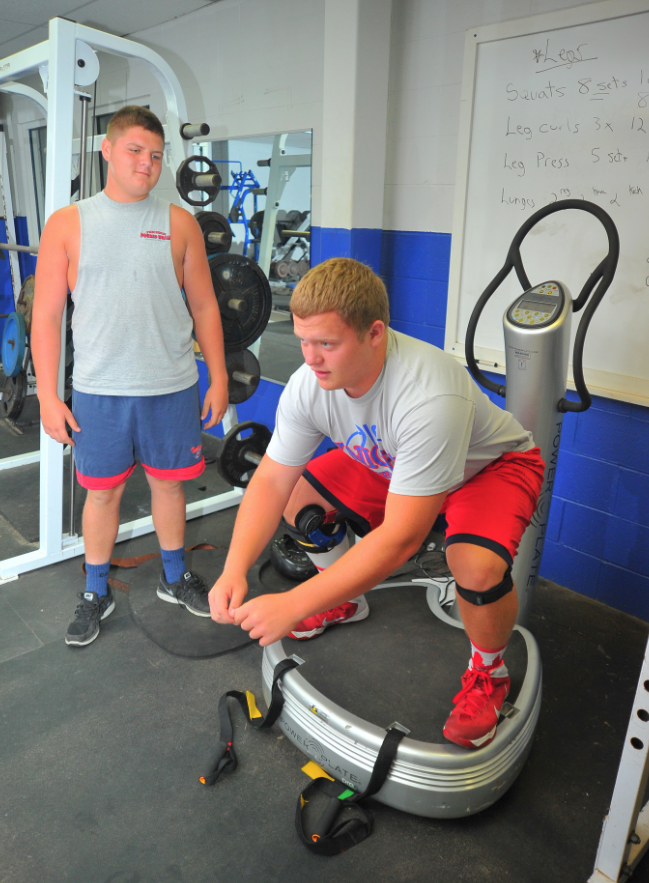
[{"x1": 455, "y1": 567, "x2": 513, "y2": 606}]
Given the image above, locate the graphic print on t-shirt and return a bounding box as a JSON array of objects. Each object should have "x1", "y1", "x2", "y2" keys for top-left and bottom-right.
[{"x1": 335, "y1": 423, "x2": 395, "y2": 481}]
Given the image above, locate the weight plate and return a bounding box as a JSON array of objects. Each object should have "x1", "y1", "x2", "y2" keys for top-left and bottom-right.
[
  {"x1": 226, "y1": 349, "x2": 261, "y2": 404},
  {"x1": 176, "y1": 155, "x2": 222, "y2": 207},
  {"x1": 196, "y1": 210, "x2": 233, "y2": 255},
  {"x1": 287, "y1": 209, "x2": 303, "y2": 229},
  {"x1": 16, "y1": 274, "x2": 35, "y2": 334},
  {"x1": 1, "y1": 369, "x2": 27, "y2": 420},
  {"x1": 248, "y1": 210, "x2": 264, "y2": 241},
  {"x1": 1, "y1": 312, "x2": 26, "y2": 378},
  {"x1": 209, "y1": 254, "x2": 272, "y2": 353},
  {"x1": 217, "y1": 420, "x2": 272, "y2": 488}
]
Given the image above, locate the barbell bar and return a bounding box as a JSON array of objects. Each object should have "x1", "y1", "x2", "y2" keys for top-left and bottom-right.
[
  {"x1": 180, "y1": 122, "x2": 210, "y2": 140},
  {"x1": 232, "y1": 370, "x2": 255, "y2": 386},
  {"x1": 279, "y1": 229, "x2": 311, "y2": 240},
  {"x1": 0, "y1": 242, "x2": 38, "y2": 254}
]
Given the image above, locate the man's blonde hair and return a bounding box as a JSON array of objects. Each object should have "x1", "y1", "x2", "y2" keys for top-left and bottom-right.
[
  {"x1": 290, "y1": 258, "x2": 389, "y2": 336},
  {"x1": 106, "y1": 106, "x2": 165, "y2": 145}
]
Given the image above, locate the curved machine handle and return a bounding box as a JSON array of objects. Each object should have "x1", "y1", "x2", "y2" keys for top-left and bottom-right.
[{"x1": 465, "y1": 199, "x2": 619, "y2": 413}]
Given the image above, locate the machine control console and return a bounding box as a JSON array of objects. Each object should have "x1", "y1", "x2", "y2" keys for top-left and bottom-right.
[{"x1": 507, "y1": 281, "x2": 566, "y2": 330}]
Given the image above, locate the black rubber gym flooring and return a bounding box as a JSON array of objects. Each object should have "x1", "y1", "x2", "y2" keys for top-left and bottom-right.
[{"x1": 2, "y1": 500, "x2": 649, "y2": 883}]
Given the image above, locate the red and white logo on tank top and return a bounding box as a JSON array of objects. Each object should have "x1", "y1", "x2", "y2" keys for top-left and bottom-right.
[{"x1": 140, "y1": 229, "x2": 171, "y2": 240}]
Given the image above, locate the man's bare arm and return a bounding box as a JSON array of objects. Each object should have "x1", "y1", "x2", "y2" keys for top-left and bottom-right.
[
  {"x1": 233, "y1": 489, "x2": 448, "y2": 645},
  {"x1": 172, "y1": 205, "x2": 228, "y2": 428},
  {"x1": 31, "y1": 206, "x2": 80, "y2": 444},
  {"x1": 208, "y1": 454, "x2": 306, "y2": 621}
]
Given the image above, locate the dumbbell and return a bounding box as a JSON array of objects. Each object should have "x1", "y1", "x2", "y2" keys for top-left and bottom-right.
[{"x1": 217, "y1": 421, "x2": 271, "y2": 488}]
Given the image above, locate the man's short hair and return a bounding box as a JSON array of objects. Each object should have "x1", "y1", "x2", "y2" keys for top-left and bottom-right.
[
  {"x1": 290, "y1": 258, "x2": 390, "y2": 337},
  {"x1": 106, "y1": 106, "x2": 165, "y2": 145}
]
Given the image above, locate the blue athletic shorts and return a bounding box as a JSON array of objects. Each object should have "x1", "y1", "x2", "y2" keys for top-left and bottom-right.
[{"x1": 71, "y1": 383, "x2": 205, "y2": 490}]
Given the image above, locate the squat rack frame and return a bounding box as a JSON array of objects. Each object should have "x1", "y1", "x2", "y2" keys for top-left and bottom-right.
[{"x1": 0, "y1": 17, "x2": 243, "y2": 583}]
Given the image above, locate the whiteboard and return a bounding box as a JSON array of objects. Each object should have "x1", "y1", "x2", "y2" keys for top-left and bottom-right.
[{"x1": 446, "y1": 0, "x2": 649, "y2": 406}]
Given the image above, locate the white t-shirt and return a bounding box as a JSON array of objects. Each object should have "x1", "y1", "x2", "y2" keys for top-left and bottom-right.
[{"x1": 266, "y1": 329, "x2": 533, "y2": 496}]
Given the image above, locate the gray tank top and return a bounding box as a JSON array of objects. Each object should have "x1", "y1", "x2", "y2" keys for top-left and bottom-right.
[{"x1": 72, "y1": 191, "x2": 198, "y2": 396}]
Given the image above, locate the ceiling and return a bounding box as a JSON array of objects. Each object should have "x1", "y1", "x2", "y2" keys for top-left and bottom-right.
[{"x1": 0, "y1": 0, "x2": 223, "y2": 59}]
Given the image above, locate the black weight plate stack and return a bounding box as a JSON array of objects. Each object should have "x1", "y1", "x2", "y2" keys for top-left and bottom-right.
[
  {"x1": 209, "y1": 254, "x2": 272, "y2": 353},
  {"x1": 1, "y1": 370, "x2": 27, "y2": 420},
  {"x1": 225, "y1": 349, "x2": 261, "y2": 404},
  {"x1": 217, "y1": 420, "x2": 272, "y2": 488},
  {"x1": 196, "y1": 211, "x2": 233, "y2": 255}
]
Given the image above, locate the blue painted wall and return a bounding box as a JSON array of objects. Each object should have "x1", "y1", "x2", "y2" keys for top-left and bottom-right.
[
  {"x1": 14, "y1": 217, "x2": 37, "y2": 280},
  {"x1": 0, "y1": 217, "x2": 37, "y2": 342},
  {"x1": 0, "y1": 220, "x2": 14, "y2": 340}
]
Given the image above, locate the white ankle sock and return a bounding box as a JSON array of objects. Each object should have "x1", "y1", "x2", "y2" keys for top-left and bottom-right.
[{"x1": 469, "y1": 640, "x2": 507, "y2": 671}]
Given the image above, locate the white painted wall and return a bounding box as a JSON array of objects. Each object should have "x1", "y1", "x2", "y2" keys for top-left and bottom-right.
[
  {"x1": 128, "y1": 0, "x2": 324, "y2": 216},
  {"x1": 1, "y1": 0, "x2": 611, "y2": 237},
  {"x1": 126, "y1": 0, "x2": 607, "y2": 233},
  {"x1": 384, "y1": 0, "x2": 609, "y2": 234}
]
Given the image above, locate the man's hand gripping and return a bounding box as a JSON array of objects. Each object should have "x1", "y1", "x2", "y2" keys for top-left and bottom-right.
[
  {"x1": 209, "y1": 570, "x2": 301, "y2": 647},
  {"x1": 208, "y1": 570, "x2": 249, "y2": 624}
]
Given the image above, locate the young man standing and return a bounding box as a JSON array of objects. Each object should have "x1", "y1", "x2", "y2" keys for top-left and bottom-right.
[
  {"x1": 209, "y1": 257, "x2": 544, "y2": 749},
  {"x1": 32, "y1": 106, "x2": 229, "y2": 648}
]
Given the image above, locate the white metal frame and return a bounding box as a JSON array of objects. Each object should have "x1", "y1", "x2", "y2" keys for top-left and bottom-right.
[
  {"x1": 589, "y1": 635, "x2": 649, "y2": 882},
  {"x1": 0, "y1": 18, "x2": 243, "y2": 583},
  {"x1": 0, "y1": 81, "x2": 48, "y2": 247},
  {"x1": 257, "y1": 133, "x2": 312, "y2": 279},
  {"x1": 17, "y1": 116, "x2": 47, "y2": 244},
  {"x1": 0, "y1": 128, "x2": 22, "y2": 306}
]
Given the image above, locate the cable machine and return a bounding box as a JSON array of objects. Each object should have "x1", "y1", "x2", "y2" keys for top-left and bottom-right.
[{"x1": 0, "y1": 18, "x2": 244, "y2": 584}]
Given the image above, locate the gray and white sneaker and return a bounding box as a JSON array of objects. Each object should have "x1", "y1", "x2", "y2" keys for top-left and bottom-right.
[
  {"x1": 65, "y1": 588, "x2": 116, "y2": 647},
  {"x1": 157, "y1": 570, "x2": 211, "y2": 617}
]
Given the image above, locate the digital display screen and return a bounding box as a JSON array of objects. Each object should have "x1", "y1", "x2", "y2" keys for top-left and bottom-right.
[{"x1": 519, "y1": 300, "x2": 554, "y2": 313}]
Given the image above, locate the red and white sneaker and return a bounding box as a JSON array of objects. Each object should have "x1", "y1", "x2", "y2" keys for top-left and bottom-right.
[
  {"x1": 443, "y1": 662, "x2": 510, "y2": 749},
  {"x1": 288, "y1": 595, "x2": 369, "y2": 640}
]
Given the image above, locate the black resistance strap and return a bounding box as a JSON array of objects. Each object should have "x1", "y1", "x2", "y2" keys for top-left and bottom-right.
[
  {"x1": 199, "y1": 656, "x2": 300, "y2": 785},
  {"x1": 295, "y1": 725, "x2": 406, "y2": 856},
  {"x1": 199, "y1": 658, "x2": 406, "y2": 856}
]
